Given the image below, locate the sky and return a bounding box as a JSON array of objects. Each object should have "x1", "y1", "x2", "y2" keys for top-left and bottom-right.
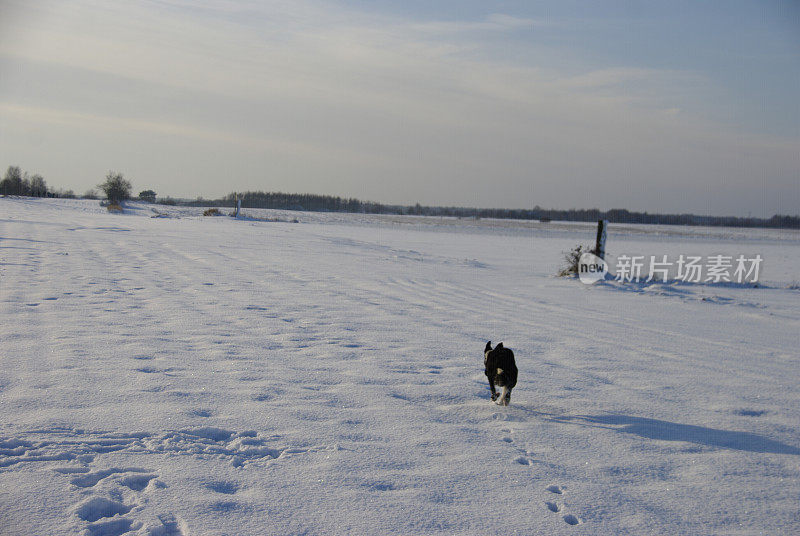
[{"x1": 0, "y1": 0, "x2": 798, "y2": 217}]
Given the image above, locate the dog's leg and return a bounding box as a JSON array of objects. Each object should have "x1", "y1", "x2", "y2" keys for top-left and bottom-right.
[
  {"x1": 489, "y1": 379, "x2": 498, "y2": 401},
  {"x1": 497, "y1": 386, "x2": 509, "y2": 406}
]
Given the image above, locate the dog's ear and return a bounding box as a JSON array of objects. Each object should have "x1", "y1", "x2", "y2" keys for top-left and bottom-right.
[
  {"x1": 485, "y1": 341, "x2": 492, "y2": 352},
  {"x1": 496, "y1": 342, "x2": 504, "y2": 349}
]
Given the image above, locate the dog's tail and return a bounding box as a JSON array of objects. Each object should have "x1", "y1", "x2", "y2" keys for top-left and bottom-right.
[{"x1": 495, "y1": 368, "x2": 506, "y2": 386}]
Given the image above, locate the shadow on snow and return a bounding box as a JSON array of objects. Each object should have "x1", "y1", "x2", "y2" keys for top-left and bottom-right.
[{"x1": 558, "y1": 414, "x2": 800, "y2": 455}]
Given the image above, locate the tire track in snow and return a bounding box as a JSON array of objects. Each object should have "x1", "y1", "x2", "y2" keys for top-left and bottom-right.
[
  {"x1": 0, "y1": 217, "x2": 74, "y2": 400},
  {"x1": 164, "y1": 243, "x2": 590, "y2": 531},
  {"x1": 380, "y1": 275, "x2": 773, "y2": 386},
  {"x1": 413, "y1": 276, "x2": 800, "y2": 425},
  {"x1": 173, "y1": 237, "x2": 591, "y2": 530},
  {"x1": 58, "y1": 225, "x2": 288, "y2": 407},
  {"x1": 460, "y1": 278, "x2": 790, "y2": 355}
]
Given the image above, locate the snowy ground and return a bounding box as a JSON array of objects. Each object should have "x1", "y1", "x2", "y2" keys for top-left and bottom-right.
[{"x1": 1, "y1": 197, "x2": 799, "y2": 535}]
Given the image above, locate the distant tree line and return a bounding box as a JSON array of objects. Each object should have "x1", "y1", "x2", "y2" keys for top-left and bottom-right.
[
  {"x1": 0, "y1": 165, "x2": 161, "y2": 205},
  {"x1": 2, "y1": 165, "x2": 797, "y2": 229},
  {"x1": 0, "y1": 165, "x2": 75, "y2": 198},
  {"x1": 182, "y1": 190, "x2": 799, "y2": 229},
  {"x1": 185, "y1": 191, "x2": 386, "y2": 214}
]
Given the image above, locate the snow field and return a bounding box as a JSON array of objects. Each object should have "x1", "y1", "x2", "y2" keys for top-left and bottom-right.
[{"x1": 1, "y1": 197, "x2": 799, "y2": 535}]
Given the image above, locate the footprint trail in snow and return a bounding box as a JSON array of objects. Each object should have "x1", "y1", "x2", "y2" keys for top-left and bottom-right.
[{"x1": 1, "y1": 426, "x2": 339, "y2": 534}]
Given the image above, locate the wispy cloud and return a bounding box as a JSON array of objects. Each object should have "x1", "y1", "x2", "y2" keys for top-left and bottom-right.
[
  {"x1": 409, "y1": 13, "x2": 538, "y2": 34},
  {"x1": 0, "y1": 0, "x2": 796, "y2": 215}
]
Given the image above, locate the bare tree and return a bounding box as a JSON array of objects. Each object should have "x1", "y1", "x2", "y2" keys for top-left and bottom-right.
[
  {"x1": 138, "y1": 189, "x2": 157, "y2": 203},
  {"x1": 98, "y1": 171, "x2": 132, "y2": 204},
  {"x1": 0, "y1": 166, "x2": 23, "y2": 195},
  {"x1": 30, "y1": 174, "x2": 48, "y2": 197}
]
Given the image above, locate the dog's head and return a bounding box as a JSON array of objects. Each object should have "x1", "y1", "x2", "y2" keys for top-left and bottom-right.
[
  {"x1": 484, "y1": 340, "x2": 504, "y2": 355},
  {"x1": 484, "y1": 340, "x2": 506, "y2": 364}
]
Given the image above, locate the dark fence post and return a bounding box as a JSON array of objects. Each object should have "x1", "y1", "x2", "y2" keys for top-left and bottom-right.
[{"x1": 595, "y1": 220, "x2": 608, "y2": 259}]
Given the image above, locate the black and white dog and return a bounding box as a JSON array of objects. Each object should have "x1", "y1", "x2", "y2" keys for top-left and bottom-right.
[{"x1": 484, "y1": 341, "x2": 518, "y2": 406}]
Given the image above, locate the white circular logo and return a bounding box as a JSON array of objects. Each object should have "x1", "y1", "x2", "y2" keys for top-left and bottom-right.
[{"x1": 578, "y1": 252, "x2": 608, "y2": 284}]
